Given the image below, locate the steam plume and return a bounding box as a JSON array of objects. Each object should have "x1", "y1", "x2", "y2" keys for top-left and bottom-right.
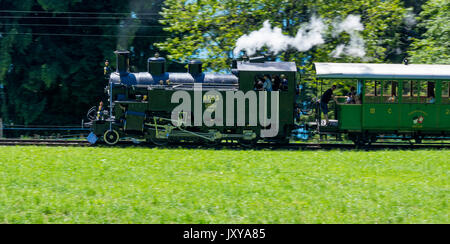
[
  {"x1": 330, "y1": 15, "x2": 365, "y2": 58},
  {"x1": 233, "y1": 14, "x2": 367, "y2": 58},
  {"x1": 233, "y1": 15, "x2": 326, "y2": 56}
]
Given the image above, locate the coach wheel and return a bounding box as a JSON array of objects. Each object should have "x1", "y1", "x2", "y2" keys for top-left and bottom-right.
[
  {"x1": 349, "y1": 133, "x2": 368, "y2": 147},
  {"x1": 103, "y1": 130, "x2": 120, "y2": 145},
  {"x1": 415, "y1": 136, "x2": 423, "y2": 144}
]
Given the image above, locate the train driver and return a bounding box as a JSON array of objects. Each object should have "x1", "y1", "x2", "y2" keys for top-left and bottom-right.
[{"x1": 263, "y1": 74, "x2": 272, "y2": 92}]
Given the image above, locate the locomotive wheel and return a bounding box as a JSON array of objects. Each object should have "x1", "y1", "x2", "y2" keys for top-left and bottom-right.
[
  {"x1": 150, "y1": 137, "x2": 169, "y2": 146},
  {"x1": 103, "y1": 130, "x2": 120, "y2": 145},
  {"x1": 204, "y1": 139, "x2": 221, "y2": 147},
  {"x1": 238, "y1": 139, "x2": 258, "y2": 148}
]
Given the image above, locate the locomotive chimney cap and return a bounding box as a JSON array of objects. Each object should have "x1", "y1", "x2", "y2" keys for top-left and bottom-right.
[
  {"x1": 188, "y1": 60, "x2": 203, "y2": 64},
  {"x1": 114, "y1": 50, "x2": 130, "y2": 54},
  {"x1": 148, "y1": 57, "x2": 166, "y2": 63}
]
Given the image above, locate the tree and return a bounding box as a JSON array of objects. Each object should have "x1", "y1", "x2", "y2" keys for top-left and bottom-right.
[
  {"x1": 0, "y1": 0, "x2": 166, "y2": 125},
  {"x1": 157, "y1": 0, "x2": 409, "y2": 73},
  {"x1": 409, "y1": 0, "x2": 450, "y2": 64}
]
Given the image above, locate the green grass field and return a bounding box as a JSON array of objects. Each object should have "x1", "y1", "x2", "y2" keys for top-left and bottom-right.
[{"x1": 0, "y1": 146, "x2": 448, "y2": 223}]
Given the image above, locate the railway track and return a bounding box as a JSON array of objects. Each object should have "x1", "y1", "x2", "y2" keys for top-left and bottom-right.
[
  {"x1": 113, "y1": 141, "x2": 450, "y2": 150},
  {"x1": 272, "y1": 143, "x2": 450, "y2": 150},
  {"x1": 0, "y1": 139, "x2": 448, "y2": 150},
  {"x1": 0, "y1": 139, "x2": 90, "y2": 147}
]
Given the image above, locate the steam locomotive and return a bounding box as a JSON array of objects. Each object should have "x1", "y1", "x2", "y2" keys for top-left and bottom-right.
[
  {"x1": 87, "y1": 50, "x2": 297, "y2": 145},
  {"x1": 87, "y1": 50, "x2": 450, "y2": 146}
]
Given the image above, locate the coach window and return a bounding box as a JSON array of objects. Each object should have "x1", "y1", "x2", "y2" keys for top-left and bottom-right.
[
  {"x1": 443, "y1": 81, "x2": 450, "y2": 104},
  {"x1": 420, "y1": 81, "x2": 436, "y2": 104},
  {"x1": 402, "y1": 81, "x2": 419, "y2": 103},
  {"x1": 383, "y1": 81, "x2": 398, "y2": 103},
  {"x1": 365, "y1": 81, "x2": 381, "y2": 103},
  {"x1": 415, "y1": 81, "x2": 435, "y2": 103}
]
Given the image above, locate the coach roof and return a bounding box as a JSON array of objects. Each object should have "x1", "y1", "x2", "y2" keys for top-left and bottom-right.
[{"x1": 314, "y1": 62, "x2": 450, "y2": 80}]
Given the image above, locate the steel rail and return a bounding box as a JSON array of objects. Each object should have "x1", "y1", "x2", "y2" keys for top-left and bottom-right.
[
  {"x1": 0, "y1": 138, "x2": 448, "y2": 150},
  {"x1": 0, "y1": 139, "x2": 90, "y2": 147}
]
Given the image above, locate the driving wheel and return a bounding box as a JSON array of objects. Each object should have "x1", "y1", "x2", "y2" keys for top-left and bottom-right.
[{"x1": 103, "y1": 130, "x2": 120, "y2": 145}]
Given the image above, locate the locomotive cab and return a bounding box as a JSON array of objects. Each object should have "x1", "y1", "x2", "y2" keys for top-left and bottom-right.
[{"x1": 236, "y1": 61, "x2": 297, "y2": 140}]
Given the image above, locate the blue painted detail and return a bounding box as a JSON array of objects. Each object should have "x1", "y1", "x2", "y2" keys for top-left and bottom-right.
[
  {"x1": 300, "y1": 100, "x2": 313, "y2": 115},
  {"x1": 125, "y1": 111, "x2": 146, "y2": 117},
  {"x1": 293, "y1": 128, "x2": 309, "y2": 140},
  {"x1": 87, "y1": 132, "x2": 98, "y2": 144},
  {"x1": 117, "y1": 94, "x2": 126, "y2": 101}
]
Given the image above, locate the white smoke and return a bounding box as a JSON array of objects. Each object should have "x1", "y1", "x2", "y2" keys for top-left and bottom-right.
[
  {"x1": 332, "y1": 14, "x2": 364, "y2": 37},
  {"x1": 404, "y1": 12, "x2": 417, "y2": 28},
  {"x1": 331, "y1": 15, "x2": 366, "y2": 58},
  {"x1": 234, "y1": 14, "x2": 366, "y2": 58},
  {"x1": 233, "y1": 15, "x2": 326, "y2": 56}
]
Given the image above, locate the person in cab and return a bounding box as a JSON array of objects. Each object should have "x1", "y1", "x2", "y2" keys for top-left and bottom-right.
[{"x1": 263, "y1": 74, "x2": 272, "y2": 92}]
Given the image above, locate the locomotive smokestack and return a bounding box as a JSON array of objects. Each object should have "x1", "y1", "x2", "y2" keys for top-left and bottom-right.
[
  {"x1": 188, "y1": 60, "x2": 203, "y2": 76},
  {"x1": 148, "y1": 53, "x2": 166, "y2": 76},
  {"x1": 114, "y1": 50, "x2": 130, "y2": 76}
]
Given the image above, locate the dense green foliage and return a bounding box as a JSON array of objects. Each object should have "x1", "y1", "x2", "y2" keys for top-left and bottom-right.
[
  {"x1": 0, "y1": 0, "x2": 165, "y2": 125},
  {"x1": 409, "y1": 0, "x2": 450, "y2": 64},
  {"x1": 0, "y1": 0, "x2": 448, "y2": 125},
  {"x1": 0, "y1": 146, "x2": 448, "y2": 223},
  {"x1": 157, "y1": 0, "x2": 444, "y2": 71}
]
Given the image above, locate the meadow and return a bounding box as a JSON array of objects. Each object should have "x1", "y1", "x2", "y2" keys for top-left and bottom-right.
[{"x1": 0, "y1": 146, "x2": 448, "y2": 223}]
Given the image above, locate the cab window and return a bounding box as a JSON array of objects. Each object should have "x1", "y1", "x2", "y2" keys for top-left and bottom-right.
[{"x1": 253, "y1": 74, "x2": 288, "y2": 92}]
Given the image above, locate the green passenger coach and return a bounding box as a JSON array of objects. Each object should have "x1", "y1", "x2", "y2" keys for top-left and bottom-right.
[{"x1": 314, "y1": 63, "x2": 450, "y2": 145}]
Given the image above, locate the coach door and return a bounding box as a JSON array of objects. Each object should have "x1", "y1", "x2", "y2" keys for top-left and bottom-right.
[{"x1": 362, "y1": 80, "x2": 400, "y2": 131}]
